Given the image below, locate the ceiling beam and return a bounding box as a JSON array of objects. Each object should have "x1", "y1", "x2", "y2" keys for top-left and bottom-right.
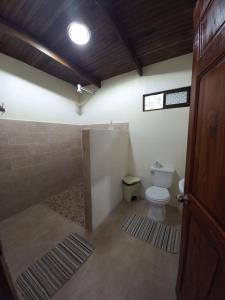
[
  {"x1": 0, "y1": 17, "x2": 101, "y2": 88},
  {"x1": 95, "y1": 0, "x2": 143, "y2": 76}
]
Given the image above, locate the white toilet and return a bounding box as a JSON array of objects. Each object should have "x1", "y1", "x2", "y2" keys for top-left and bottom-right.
[{"x1": 145, "y1": 164, "x2": 174, "y2": 222}]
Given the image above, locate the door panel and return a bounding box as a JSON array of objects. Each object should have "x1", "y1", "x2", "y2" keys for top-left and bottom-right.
[
  {"x1": 201, "y1": 0, "x2": 225, "y2": 54},
  {"x1": 177, "y1": 0, "x2": 225, "y2": 299},
  {"x1": 192, "y1": 59, "x2": 225, "y2": 228},
  {"x1": 181, "y1": 217, "x2": 219, "y2": 300}
]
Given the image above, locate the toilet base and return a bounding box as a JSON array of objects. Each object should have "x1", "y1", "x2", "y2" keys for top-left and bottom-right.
[{"x1": 148, "y1": 205, "x2": 166, "y2": 222}]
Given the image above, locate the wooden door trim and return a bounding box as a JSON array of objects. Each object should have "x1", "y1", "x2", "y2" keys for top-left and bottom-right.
[
  {"x1": 176, "y1": 204, "x2": 191, "y2": 298},
  {"x1": 184, "y1": 53, "x2": 199, "y2": 194},
  {"x1": 176, "y1": 6, "x2": 200, "y2": 293},
  {"x1": 194, "y1": 0, "x2": 211, "y2": 21}
]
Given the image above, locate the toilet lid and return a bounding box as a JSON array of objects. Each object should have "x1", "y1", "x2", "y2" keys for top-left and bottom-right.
[{"x1": 146, "y1": 186, "x2": 170, "y2": 202}]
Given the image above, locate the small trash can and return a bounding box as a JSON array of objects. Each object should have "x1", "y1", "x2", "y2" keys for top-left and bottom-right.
[{"x1": 122, "y1": 176, "x2": 141, "y2": 202}]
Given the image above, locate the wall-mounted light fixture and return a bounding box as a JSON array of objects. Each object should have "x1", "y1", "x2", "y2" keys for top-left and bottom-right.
[{"x1": 77, "y1": 84, "x2": 95, "y2": 95}]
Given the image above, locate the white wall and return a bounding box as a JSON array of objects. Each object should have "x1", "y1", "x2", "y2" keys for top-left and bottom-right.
[
  {"x1": 90, "y1": 129, "x2": 129, "y2": 229},
  {"x1": 81, "y1": 54, "x2": 193, "y2": 207},
  {"x1": 0, "y1": 54, "x2": 81, "y2": 124},
  {"x1": 0, "y1": 52, "x2": 192, "y2": 208}
]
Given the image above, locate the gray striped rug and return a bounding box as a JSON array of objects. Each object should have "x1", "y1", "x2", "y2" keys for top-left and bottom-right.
[
  {"x1": 16, "y1": 233, "x2": 94, "y2": 300},
  {"x1": 121, "y1": 214, "x2": 180, "y2": 254}
]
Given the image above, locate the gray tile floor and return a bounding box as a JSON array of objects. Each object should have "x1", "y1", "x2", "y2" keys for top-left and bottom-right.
[{"x1": 0, "y1": 200, "x2": 181, "y2": 300}]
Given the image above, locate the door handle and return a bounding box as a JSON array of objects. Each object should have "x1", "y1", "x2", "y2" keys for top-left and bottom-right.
[{"x1": 177, "y1": 194, "x2": 189, "y2": 204}]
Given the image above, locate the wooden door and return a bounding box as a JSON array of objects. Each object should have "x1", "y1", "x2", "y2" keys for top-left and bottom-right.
[{"x1": 176, "y1": 0, "x2": 225, "y2": 299}]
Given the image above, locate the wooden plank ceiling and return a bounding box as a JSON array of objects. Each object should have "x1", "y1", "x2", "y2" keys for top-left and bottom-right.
[{"x1": 0, "y1": 0, "x2": 196, "y2": 87}]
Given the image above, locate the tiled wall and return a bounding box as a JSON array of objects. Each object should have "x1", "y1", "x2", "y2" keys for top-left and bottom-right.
[{"x1": 0, "y1": 119, "x2": 83, "y2": 223}]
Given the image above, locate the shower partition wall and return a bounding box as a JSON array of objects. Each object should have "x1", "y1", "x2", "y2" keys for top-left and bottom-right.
[{"x1": 82, "y1": 128, "x2": 129, "y2": 231}]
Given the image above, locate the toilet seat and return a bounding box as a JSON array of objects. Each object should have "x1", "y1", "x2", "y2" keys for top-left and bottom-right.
[{"x1": 145, "y1": 186, "x2": 170, "y2": 204}]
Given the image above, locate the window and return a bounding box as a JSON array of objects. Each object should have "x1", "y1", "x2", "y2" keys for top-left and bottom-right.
[
  {"x1": 143, "y1": 87, "x2": 191, "y2": 112},
  {"x1": 144, "y1": 93, "x2": 164, "y2": 110}
]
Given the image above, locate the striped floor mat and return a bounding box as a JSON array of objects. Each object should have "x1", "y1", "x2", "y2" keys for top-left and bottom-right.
[
  {"x1": 121, "y1": 214, "x2": 180, "y2": 254},
  {"x1": 16, "y1": 233, "x2": 94, "y2": 300}
]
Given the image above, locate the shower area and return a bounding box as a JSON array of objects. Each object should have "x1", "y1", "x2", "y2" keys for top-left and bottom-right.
[{"x1": 0, "y1": 119, "x2": 129, "y2": 231}]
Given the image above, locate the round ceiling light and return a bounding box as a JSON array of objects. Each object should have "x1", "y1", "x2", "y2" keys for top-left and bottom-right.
[{"x1": 68, "y1": 22, "x2": 91, "y2": 45}]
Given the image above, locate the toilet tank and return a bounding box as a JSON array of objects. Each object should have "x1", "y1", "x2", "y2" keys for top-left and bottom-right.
[{"x1": 150, "y1": 166, "x2": 175, "y2": 188}]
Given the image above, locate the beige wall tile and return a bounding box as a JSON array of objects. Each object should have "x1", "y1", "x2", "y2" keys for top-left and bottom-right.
[{"x1": 0, "y1": 119, "x2": 84, "y2": 223}]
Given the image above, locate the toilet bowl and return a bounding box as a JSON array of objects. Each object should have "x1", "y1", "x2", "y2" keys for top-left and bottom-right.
[
  {"x1": 145, "y1": 186, "x2": 170, "y2": 221},
  {"x1": 145, "y1": 164, "x2": 174, "y2": 222}
]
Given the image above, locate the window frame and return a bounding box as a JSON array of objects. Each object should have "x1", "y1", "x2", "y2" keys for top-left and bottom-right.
[{"x1": 143, "y1": 86, "x2": 191, "y2": 112}]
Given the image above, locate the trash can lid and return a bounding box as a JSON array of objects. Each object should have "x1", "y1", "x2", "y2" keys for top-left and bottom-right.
[{"x1": 122, "y1": 176, "x2": 141, "y2": 185}]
